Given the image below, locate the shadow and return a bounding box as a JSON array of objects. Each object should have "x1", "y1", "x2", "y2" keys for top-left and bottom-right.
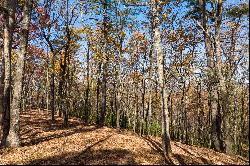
[
  {"x1": 21, "y1": 128, "x2": 34, "y2": 136},
  {"x1": 142, "y1": 136, "x2": 162, "y2": 153},
  {"x1": 28, "y1": 135, "x2": 137, "y2": 165},
  {"x1": 79, "y1": 135, "x2": 113, "y2": 152},
  {"x1": 142, "y1": 136, "x2": 174, "y2": 165},
  {"x1": 20, "y1": 116, "x2": 83, "y2": 132},
  {"x1": 196, "y1": 145, "x2": 248, "y2": 164},
  {"x1": 235, "y1": 155, "x2": 249, "y2": 163},
  {"x1": 21, "y1": 126, "x2": 97, "y2": 147},
  {"x1": 18, "y1": 110, "x2": 99, "y2": 147},
  {"x1": 172, "y1": 153, "x2": 215, "y2": 165},
  {"x1": 172, "y1": 154, "x2": 186, "y2": 165},
  {"x1": 199, "y1": 156, "x2": 214, "y2": 165},
  {"x1": 174, "y1": 142, "x2": 196, "y2": 156},
  {"x1": 142, "y1": 137, "x2": 215, "y2": 165},
  {"x1": 173, "y1": 143, "x2": 214, "y2": 165}
]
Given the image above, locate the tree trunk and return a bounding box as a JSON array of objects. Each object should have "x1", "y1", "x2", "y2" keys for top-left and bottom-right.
[
  {"x1": 140, "y1": 53, "x2": 146, "y2": 136},
  {"x1": 100, "y1": 0, "x2": 109, "y2": 127},
  {"x1": 133, "y1": 88, "x2": 138, "y2": 133},
  {"x1": 1, "y1": 0, "x2": 16, "y2": 147},
  {"x1": 46, "y1": 51, "x2": 50, "y2": 115},
  {"x1": 169, "y1": 94, "x2": 173, "y2": 139},
  {"x1": 58, "y1": 51, "x2": 67, "y2": 126},
  {"x1": 198, "y1": 0, "x2": 224, "y2": 152},
  {"x1": 214, "y1": 0, "x2": 232, "y2": 154},
  {"x1": 238, "y1": 87, "x2": 245, "y2": 155},
  {"x1": 51, "y1": 53, "x2": 55, "y2": 120},
  {"x1": 115, "y1": 82, "x2": 120, "y2": 129},
  {"x1": 8, "y1": 5, "x2": 30, "y2": 139},
  {"x1": 0, "y1": 62, "x2": 3, "y2": 141},
  {"x1": 42, "y1": 36, "x2": 56, "y2": 120},
  {"x1": 7, "y1": 0, "x2": 30, "y2": 145},
  {"x1": 151, "y1": 0, "x2": 172, "y2": 156},
  {"x1": 96, "y1": 63, "x2": 101, "y2": 125},
  {"x1": 146, "y1": 30, "x2": 154, "y2": 136},
  {"x1": 197, "y1": 81, "x2": 204, "y2": 146},
  {"x1": 84, "y1": 42, "x2": 90, "y2": 123}
]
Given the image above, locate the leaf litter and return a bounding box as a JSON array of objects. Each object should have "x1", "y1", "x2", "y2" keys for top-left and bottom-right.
[{"x1": 0, "y1": 110, "x2": 248, "y2": 165}]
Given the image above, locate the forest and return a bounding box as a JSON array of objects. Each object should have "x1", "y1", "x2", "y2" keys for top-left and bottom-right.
[{"x1": 0, "y1": 0, "x2": 249, "y2": 165}]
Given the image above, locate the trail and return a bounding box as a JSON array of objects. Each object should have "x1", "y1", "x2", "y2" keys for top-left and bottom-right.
[{"x1": 0, "y1": 110, "x2": 248, "y2": 165}]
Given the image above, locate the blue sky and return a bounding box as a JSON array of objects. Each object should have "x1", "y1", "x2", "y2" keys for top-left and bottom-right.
[{"x1": 35, "y1": 0, "x2": 248, "y2": 80}]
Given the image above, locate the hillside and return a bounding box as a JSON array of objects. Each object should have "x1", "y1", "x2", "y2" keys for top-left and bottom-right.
[{"x1": 0, "y1": 110, "x2": 248, "y2": 165}]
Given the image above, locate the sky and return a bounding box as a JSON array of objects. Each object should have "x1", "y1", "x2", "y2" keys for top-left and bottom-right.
[{"x1": 34, "y1": 0, "x2": 248, "y2": 82}]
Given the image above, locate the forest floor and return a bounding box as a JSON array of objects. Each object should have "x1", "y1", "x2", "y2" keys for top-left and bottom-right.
[{"x1": 0, "y1": 109, "x2": 248, "y2": 165}]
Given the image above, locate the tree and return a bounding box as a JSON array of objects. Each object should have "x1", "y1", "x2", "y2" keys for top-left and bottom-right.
[
  {"x1": 6, "y1": 0, "x2": 31, "y2": 147},
  {"x1": 1, "y1": 0, "x2": 16, "y2": 147},
  {"x1": 151, "y1": 0, "x2": 172, "y2": 156},
  {"x1": 0, "y1": 0, "x2": 247, "y2": 158}
]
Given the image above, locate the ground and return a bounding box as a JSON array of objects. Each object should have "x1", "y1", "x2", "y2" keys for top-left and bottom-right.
[{"x1": 0, "y1": 110, "x2": 248, "y2": 165}]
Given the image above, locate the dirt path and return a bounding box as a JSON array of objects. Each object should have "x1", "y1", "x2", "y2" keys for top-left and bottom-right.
[{"x1": 0, "y1": 110, "x2": 248, "y2": 165}]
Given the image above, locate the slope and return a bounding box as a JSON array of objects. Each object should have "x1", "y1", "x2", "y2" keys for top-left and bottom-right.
[{"x1": 0, "y1": 110, "x2": 248, "y2": 165}]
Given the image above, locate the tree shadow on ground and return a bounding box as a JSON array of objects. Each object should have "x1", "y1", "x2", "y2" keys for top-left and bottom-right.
[
  {"x1": 20, "y1": 113, "x2": 83, "y2": 132},
  {"x1": 142, "y1": 136, "x2": 220, "y2": 165},
  {"x1": 172, "y1": 153, "x2": 213, "y2": 165},
  {"x1": 174, "y1": 143, "x2": 248, "y2": 165},
  {"x1": 173, "y1": 143, "x2": 214, "y2": 165},
  {"x1": 28, "y1": 135, "x2": 137, "y2": 165},
  {"x1": 21, "y1": 126, "x2": 97, "y2": 147},
  {"x1": 20, "y1": 110, "x2": 98, "y2": 147},
  {"x1": 142, "y1": 136, "x2": 174, "y2": 165}
]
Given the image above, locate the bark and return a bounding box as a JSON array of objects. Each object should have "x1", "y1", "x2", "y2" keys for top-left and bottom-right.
[
  {"x1": 133, "y1": 87, "x2": 137, "y2": 133},
  {"x1": 151, "y1": 0, "x2": 172, "y2": 156},
  {"x1": 20, "y1": 60, "x2": 26, "y2": 112},
  {"x1": 50, "y1": 54, "x2": 55, "y2": 120},
  {"x1": 197, "y1": 81, "x2": 204, "y2": 145},
  {"x1": 180, "y1": 80, "x2": 188, "y2": 144},
  {"x1": 1, "y1": 0, "x2": 16, "y2": 147},
  {"x1": 96, "y1": 63, "x2": 101, "y2": 125},
  {"x1": 43, "y1": 37, "x2": 56, "y2": 121},
  {"x1": 0, "y1": 65, "x2": 3, "y2": 137},
  {"x1": 238, "y1": 87, "x2": 245, "y2": 155},
  {"x1": 214, "y1": 0, "x2": 232, "y2": 154},
  {"x1": 114, "y1": 0, "x2": 123, "y2": 130},
  {"x1": 198, "y1": 0, "x2": 223, "y2": 152},
  {"x1": 169, "y1": 94, "x2": 173, "y2": 139},
  {"x1": 58, "y1": 0, "x2": 71, "y2": 127},
  {"x1": 84, "y1": 42, "x2": 90, "y2": 123},
  {"x1": 147, "y1": 38, "x2": 154, "y2": 136},
  {"x1": 46, "y1": 51, "x2": 50, "y2": 115},
  {"x1": 184, "y1": 89, "x2": 188, "y2": 144},
  {"x1": 100, "y1": 0, "x2": 108, "y2": 127},
  {"x1": 58, "y1": 51, "x2": 67, "y2": 125},
  {"x1": 100, "y1": 62, "x2": 107, "y2": 126},
  {"x1": 140, "y1": 53, "x2": 146, "y2": 136},
  {"x1": 115, "y1": 86, "x2": 120, "y2": 129},
  {"x1": 0, "y1": 55, "x2": 4, "y2": 117}
]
